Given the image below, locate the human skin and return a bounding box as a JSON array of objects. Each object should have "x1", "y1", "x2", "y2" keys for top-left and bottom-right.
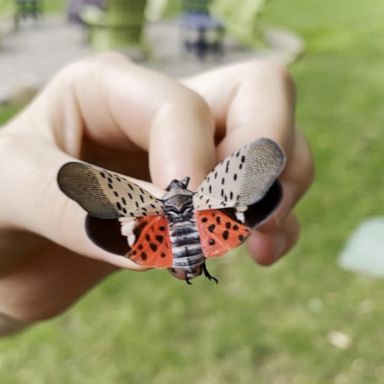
[{"x1": 0, "y1": 53, "x2": 313, "y2": 334}]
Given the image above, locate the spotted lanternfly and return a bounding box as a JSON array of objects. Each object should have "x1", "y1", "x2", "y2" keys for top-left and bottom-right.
[{"x1": 57, "y1": 137, "x2": 286, "y2": 284}]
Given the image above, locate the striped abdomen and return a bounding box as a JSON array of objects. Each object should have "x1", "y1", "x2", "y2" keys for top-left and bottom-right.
[{"x1": 168, "y1": 216, "x2": 205, "y2": 274}]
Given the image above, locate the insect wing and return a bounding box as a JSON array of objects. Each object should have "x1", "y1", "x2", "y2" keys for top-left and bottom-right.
[
  {"x1": 128, "y1": 216, "x2": 173, "y2": 268},
  {"x1": 195, "y1": 210, "x2": 250, "y2": 258},
  {"x1": 58, "y1": 162, "x2": 164, "y2": 219},
  {"x1": 193, "y1": 138, "x2": 286, "y2": 211}
]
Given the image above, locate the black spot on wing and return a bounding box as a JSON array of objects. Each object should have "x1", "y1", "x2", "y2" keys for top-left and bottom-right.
[
  {"x1": 225, "y1": 159, "x2": 231, "y2": 174},
  {"x1": 156, "y1": 235, "x2": 164, "y2": 243}
]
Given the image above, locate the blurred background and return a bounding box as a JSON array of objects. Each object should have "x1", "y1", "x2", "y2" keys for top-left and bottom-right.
[{"x1": 0, "y1": 0, "x2": 384, "y2": 383}]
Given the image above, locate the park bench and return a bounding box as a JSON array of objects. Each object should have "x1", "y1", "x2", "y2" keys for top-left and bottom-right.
[{"x1": 180, "y1": 0, "x2": 225, "y2": 60}]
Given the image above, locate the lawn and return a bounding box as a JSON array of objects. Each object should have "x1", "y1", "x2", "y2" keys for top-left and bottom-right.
[{"x1": 1, "y1": 0, "x2": 384, "y2": 383}]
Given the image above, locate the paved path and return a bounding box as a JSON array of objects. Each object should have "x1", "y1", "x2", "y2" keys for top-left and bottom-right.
[{"x1": 0, "y1": 16, "x2": 304, "y2": 104}]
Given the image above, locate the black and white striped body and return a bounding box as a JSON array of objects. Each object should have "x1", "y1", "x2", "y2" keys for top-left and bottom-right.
[
  {"x1": 162, "y1": 178, "x2": 206, "y2": 282},
  {"x1": 166, "y1": 205, "x2": 205, "y2": 280}
]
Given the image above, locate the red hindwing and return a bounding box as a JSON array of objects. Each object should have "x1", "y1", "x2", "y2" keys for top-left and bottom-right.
[
  {"x1": 195, "y1": 210, "x2": 250, "y2": 258},
  {"x1": 127, "y1": 216, "x2": 173, "y2": 268}
]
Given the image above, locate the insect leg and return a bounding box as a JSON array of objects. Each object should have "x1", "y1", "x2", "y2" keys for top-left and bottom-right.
[{"x1": 202, "y1": 263, "x2": 219, "y2": 284}]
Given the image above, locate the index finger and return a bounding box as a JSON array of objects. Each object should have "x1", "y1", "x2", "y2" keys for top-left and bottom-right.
[{"x1": 44, "y1": 53, "x2": 217, "y2": 190}]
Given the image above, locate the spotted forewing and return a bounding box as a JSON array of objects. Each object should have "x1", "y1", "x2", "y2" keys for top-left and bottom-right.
[
  {"x1": 58, "y1": 162, "x2": 164, "y2": 219},
  {"x1": 193, "y1": 138, "x2": 286, "y2": 212}
]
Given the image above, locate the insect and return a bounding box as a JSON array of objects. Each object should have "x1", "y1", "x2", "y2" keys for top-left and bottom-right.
[{"x1": 57, "y1": 137, "x2": 286, "y2": 284}]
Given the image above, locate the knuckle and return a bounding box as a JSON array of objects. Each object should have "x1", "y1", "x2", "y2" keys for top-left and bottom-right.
[
  {"x1": 186, "y1": 91, "x2": 213, "y2": 120},
  {"x1": 52, "y1": 52, "x2": 132, "y2": 88},
  {"x1": 52, "y1": 60, "x2": 92, "y2": 88},
  {"x1": 177, "y1": 87, "x2": 211, "y2": 114},
  {"x1": 157, "y1": 88, "x2": 214, "y2": 129},
  {"x1": 89, "y1": 51, "x2": 130, "y2": 64},
  {"x1": 244, "y1": 60, "x2": 296, "y2": 102}
]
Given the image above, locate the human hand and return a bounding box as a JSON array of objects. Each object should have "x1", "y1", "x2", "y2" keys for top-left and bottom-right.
[{"x1": 0, "y1": 53, "x2": 313, "y2": 327}]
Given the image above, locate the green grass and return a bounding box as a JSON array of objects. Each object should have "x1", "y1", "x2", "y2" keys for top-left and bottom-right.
[{"x1": 1, "y1": 0, "x2": 384, "y2": 383}]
